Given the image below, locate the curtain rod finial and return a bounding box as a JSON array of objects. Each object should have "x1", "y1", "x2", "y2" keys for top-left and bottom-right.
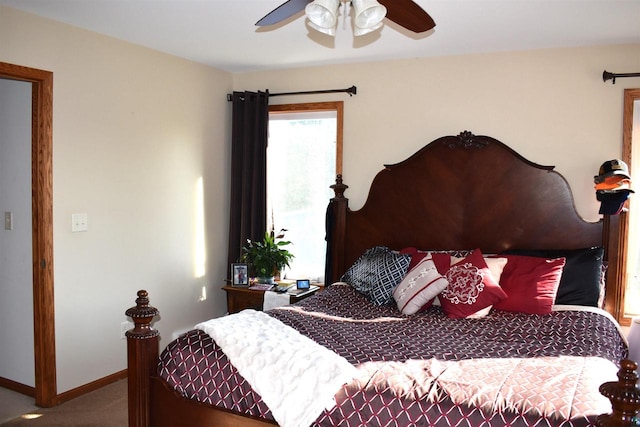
[
  {"x1": 603, "y1": 70, "x2": 640, "y2": 84},
  {"x1": 603, "y1": 70, "x2": 616, "y2": 84}
]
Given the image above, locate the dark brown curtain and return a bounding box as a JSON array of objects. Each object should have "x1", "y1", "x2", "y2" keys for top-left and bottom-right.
[{"x1": 227, "y1": 90, "x2": 270, "y2": 270}]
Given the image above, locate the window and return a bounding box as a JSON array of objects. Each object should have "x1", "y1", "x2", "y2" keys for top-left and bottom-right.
[
  {"x1": 622, "y1": 89, "x2": 640, "y2": 321},
  {"x1": 267, "y1": 102, "x2": 343, "y2": 283}
]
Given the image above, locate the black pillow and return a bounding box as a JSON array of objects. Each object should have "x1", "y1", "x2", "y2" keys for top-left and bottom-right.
[
  {"x1": 502, "y1": 247, "x2": 604, "y2": 307},
  {"x1": 340, "y1": 246, "x2": 410, "y2": 306}
]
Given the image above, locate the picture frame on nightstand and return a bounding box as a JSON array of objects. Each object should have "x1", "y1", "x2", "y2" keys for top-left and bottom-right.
[{"x1": 231, "y1": 263, "x2": 249, "y2": 287}]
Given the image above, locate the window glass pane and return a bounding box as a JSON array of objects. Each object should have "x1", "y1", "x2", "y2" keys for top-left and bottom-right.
[
  {"x1": 624, "y1": 98, "x2": 640, "y2": 316},
  {"x1": 267, "y1": 111, "x2": 337, "y2": 282}
]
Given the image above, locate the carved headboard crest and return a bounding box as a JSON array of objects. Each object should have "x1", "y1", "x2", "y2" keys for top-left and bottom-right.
[{"x1": 442, "y1": 130, "x2": 489, "y2": 150}]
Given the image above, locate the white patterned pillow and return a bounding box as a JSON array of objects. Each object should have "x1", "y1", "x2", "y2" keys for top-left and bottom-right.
[
  {"x1": 341, "y1": 246, "x2": 410, "y2": 306},
  {"x1": 393, "y1": 252, "x2": 448, "y2": 315}
]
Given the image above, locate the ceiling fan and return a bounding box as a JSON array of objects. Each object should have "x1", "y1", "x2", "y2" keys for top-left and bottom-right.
[{"x1": 256, "y1": 0, "x2": 436, "y2": 36}]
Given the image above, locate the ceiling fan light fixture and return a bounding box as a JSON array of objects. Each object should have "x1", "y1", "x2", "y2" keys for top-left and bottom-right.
[
  {"x1": 353, "y1": 21, "x2": 382, "y2": 36},
  {"x1": 307, "y1": 20, "x2": 337, "y2": 36},
  {"x1": 257, "y1": 0, "x2": 435, "y2": 35},
  {"x1": 352, "y1": 0, "x2": 387, "y2": 30},
  {"x1": 305, "y1": 0, "x2": 341, "y2": 30}
]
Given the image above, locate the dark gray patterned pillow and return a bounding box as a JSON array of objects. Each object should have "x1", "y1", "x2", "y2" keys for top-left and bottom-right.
[{"x1": 340, "y1": 246, "x2": 410, "y2": 306}]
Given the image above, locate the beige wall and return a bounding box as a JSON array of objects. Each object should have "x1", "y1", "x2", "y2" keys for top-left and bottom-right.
[
  {"x1": 235, "y1": 44, "x2": 640, "y2": 223},
  {"x1": 1, "y1": 6, "x2": 233, "y2": 392}
]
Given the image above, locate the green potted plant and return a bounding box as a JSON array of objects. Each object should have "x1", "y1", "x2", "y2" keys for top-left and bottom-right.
[{"x1": 241, "y1": 229, "x2": 294, "y2": 284}]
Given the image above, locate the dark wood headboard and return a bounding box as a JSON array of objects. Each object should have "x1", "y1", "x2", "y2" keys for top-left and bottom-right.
[{"x1": 325, "y1": 131, "x2": 608, "y2": 285}]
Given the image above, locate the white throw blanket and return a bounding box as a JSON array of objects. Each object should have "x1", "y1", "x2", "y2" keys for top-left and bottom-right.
[
  {"x1": 353, "y1": 355, "x2": 617, "y2": 420},
  {"x1": 263, "y1": 290, "x2": 290, "y2": 311},
  {"x1": 196, "y1": 310, "x2": 358, "y2": 427}
]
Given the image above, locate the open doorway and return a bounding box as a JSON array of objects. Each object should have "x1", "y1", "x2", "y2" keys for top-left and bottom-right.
[
  {"x1": 0, "y1": 62, "x2": 56, "y2": 407},
  {"x1": 0, "y1": 78, "x2": 34, "y2": 393}
]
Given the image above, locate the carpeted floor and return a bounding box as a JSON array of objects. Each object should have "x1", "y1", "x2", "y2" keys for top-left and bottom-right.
[
  {"x1": 0, "y1": 379, "x2": 127, "y2": 427},
  {"x1": 0, "y1": 388, "x2": 37, "y2": 424}
]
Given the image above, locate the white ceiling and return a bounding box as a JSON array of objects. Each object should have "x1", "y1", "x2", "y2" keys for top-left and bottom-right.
[{"x1": 2, "y1": 0, "x2": 640, "y2": 73}]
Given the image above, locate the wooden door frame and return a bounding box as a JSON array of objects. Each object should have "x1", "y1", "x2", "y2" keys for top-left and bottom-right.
[
  {"x1": 0, "y1": 61, "x2": 56, "y2": 407},
  {"x1": 617, "y1": 88, "x2": 640, "y2": 325}
]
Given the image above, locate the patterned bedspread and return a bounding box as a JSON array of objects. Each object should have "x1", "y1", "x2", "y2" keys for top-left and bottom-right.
[{"x1": 158, "y1": 284, "x2": 627, "y2": 426}]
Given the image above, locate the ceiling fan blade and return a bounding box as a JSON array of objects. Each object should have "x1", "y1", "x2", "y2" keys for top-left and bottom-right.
[
  {"x1": 378, "y1": 0, "x2": 436, "y2": 33},
  {"x1": 256, "y1": 0, "x2": 313, "y2": 26}
]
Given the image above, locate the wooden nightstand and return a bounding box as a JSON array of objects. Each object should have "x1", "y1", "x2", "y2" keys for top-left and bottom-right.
[{"x1": 222, "y1": 285, "x2": 321, "y2": 314}]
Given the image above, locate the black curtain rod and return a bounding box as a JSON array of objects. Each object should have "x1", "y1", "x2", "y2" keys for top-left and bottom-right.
[
  {"x1": 603, "y1": 70, "x2": 640, "y2": 84},
  {"x1": 226, "y1": 85, "x2": 357, "y2": 102}
]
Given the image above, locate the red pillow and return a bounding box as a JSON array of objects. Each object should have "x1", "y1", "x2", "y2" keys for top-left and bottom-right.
[
  {"x1": 492, "y1": 255, "x2": 566, "y2": 315},
  {"x1": 400, "y1": 247, "x2": 451, "y2": 275},
  {"x1": 439, "y1": 249, "x2": 507, "y2": 319}
]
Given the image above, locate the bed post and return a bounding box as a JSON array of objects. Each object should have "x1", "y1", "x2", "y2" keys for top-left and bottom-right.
[
  {"x1": 125, "y1": 290, "x2": 160, "y2": 427},
  {"x1": 602, "y1": 213, "x2": 627, "y2": 321},
  {"x1": 597, "y1": 359, "x2": 640, "y2": 426},
  {"x1": 325, "y1": 174, "x2": 349, "y2": 284}
]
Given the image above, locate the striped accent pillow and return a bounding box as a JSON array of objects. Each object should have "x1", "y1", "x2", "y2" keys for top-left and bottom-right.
[{"x1": 393, "y1": 253, "x2": 448, "y2": 315}]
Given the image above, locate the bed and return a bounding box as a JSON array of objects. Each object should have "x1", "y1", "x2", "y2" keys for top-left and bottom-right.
[{"x1": 126, "y1": 131, "x2": 637, "y2": 427}]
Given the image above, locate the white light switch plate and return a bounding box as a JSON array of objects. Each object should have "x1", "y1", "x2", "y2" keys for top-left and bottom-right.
[
  {"x1": 71, "y1": 213, "x2": 88, "y2": 232},
  {"x1": 4, "y1": 212, "x2": 12, "y2": 230}
]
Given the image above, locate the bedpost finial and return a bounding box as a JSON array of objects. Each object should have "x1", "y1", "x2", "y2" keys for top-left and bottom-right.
[
  {"x1": 125, "y1": 289, "x2": 159, "y2": 339},
  {"x1": 618, "y1": 359, "x2": 640, "y2": 385},
  {"x1": 330, "y1": 174, "x2": 348, "y2": 199},
  {"x1": 136, "y1": 289, "x2": 150, "y2": 307},
  {"x1": 596, "y1": 359, "x2": 640, "y2": 426}
]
